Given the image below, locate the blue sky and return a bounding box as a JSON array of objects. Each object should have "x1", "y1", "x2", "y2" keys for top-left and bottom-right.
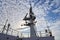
[{"x1": 0, "y1": 0, "x2": 60, "y2": 40}]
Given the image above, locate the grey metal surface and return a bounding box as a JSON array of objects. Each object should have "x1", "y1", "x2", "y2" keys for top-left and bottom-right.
[
  {"x1": 0, "y1": 33, "x2": 17, "y2": 40},
  {"x1": 0, "y1": 33, "x2": 54, "y2": 40},
  {"x1": 17, "y1": 36, "x2": 54, "y2": 40}
]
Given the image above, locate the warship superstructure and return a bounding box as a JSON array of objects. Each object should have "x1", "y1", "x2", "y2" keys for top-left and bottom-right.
[{"x1": 0, "y1": 4, "x2": 55, "y2": 40}]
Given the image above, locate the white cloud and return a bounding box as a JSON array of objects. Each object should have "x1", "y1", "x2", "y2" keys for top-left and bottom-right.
[
  {"x1": 52, "y1": 7, "x2": 60, "y2": 13},
  {"x1": 0, "y1": 0, "x2": 60, "y2": 39}
]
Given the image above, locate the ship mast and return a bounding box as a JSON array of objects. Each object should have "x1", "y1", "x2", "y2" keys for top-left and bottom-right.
[{"x1": 22, "y1": 4, "x2": 37, "y2": 37}]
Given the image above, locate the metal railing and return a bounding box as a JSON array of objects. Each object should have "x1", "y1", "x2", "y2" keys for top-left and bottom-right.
[{"x1": 0, "y1": 27, "x2": 52, "y2": 38}]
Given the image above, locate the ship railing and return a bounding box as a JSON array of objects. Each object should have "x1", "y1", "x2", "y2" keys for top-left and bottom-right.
[{"x1": 0, "y1": 27, "x2": 52, "y2": 38}]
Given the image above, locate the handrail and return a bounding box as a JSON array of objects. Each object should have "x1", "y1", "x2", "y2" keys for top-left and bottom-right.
[{"x1": 0, "y1": 27, "x2": 52, "y2": 38}]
